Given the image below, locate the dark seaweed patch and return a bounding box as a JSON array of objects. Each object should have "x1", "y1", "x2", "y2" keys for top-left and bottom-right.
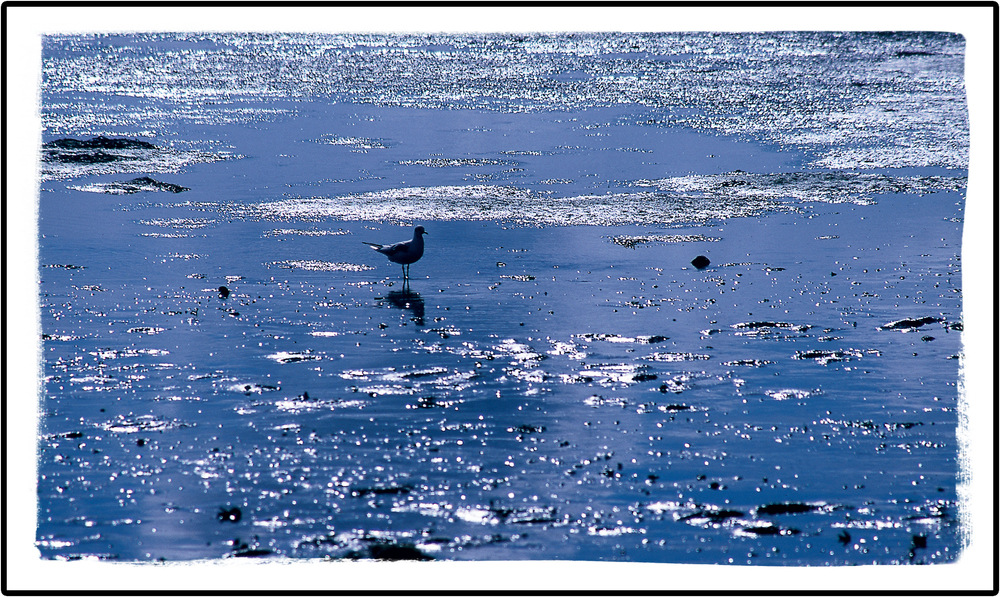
[
  {"x1": 42, "y1": 137, "x2": 156, "y2": 165},
  {"x1": 44, "y1": 137, "x2": 158, "y2": 150},
  {"x1": 733, "y1": 321, "x2": 809, "y2": 332},
  {"x1": 793, "y1": 348, "x2": 864, "y2": 365},
  {"x1": 575, "y1": 333, "x2": 669, "y2": 344},
  {"x1": 755, "y1": 502, "x2": 819, "y2": 516},
  {"x1": 724, "y1": 359, "x2": 773, "y2": 367},
  {"x1": 48, "y1": 151, "x2": 122, "y2": 164},
  {"x1": 510, "y1": 424, "x2": 546, "y2": 434},
  {"x1": 351, "y1": 484, "x2": 413, "y2": 497},
  {"x1": 489, "y1": 504, "x2": 559, "y2": 524},
  {"x1": 679, "y1": 508, "x2": 744, "y2": 522}
]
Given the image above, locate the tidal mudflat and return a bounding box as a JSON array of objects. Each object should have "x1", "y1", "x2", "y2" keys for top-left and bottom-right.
[{"x1": 34, "y1": 31, "x2": 966, "y2": 565}]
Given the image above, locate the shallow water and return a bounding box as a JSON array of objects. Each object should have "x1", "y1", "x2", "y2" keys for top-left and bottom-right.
[{"x1": 36, "y1": 32, "x2": 965, "y2": 564}]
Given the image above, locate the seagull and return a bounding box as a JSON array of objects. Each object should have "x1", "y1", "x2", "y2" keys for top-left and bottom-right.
[{"x1": 363, "y1": 225, "x2": 427, "y2": 281}]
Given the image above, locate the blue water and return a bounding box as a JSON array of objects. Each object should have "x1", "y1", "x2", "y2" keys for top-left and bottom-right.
[{"x1": 36, "y1": 32, "x2": 966, "y2": 564}]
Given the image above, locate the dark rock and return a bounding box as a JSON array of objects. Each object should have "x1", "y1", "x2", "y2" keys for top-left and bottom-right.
[
  {"x1": 661, "y1": 404, "x2": 694, "y2": 411},
  {"x1": 878, "y1": 316, "x2": 943, "y2": 331},
  {"x1": 691, "y1": 255, "x2": 711, "y2": 269},
  {"x1": 101, "y1": 176, "x2": 189, "y2": 194},
  {"x1": 837, "y1": 530, "x2": 851, "y2": 545},
  {"x1": 217, "y1": 507, "x2": 242, "y2": 523},
  {"x1": 218, "y1": 286, "x2": 230, "y2": 299}
]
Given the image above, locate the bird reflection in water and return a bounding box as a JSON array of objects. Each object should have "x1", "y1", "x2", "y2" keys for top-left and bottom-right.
[{"x1": 382, "y1": 290, "x2": 425, "y2": 326}]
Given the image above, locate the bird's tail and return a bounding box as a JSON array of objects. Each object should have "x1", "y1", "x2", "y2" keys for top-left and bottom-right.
[{"x1": 361, "y1": 241, "x2": 382, "y2": 248}]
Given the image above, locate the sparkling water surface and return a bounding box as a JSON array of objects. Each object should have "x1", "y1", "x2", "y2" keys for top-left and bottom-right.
[{"x1": 37, "y1": 32, "x2": 965, "y2": 564}]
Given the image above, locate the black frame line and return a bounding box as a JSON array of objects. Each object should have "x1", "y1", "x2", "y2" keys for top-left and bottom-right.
[{"x1": 2, "y1": 1, "x2": 996, "y2": 595}]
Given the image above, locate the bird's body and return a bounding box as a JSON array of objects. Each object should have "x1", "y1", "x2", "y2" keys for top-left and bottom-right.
[{"x1": 364, "y1": 225, "x2": 427, "y2": 281}]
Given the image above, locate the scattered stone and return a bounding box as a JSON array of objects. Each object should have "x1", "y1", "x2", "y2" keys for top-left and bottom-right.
[
  {"x1": 511, "y1": 424, "x2": 546, "y2": 434},
  {"x1": 218, "y1": 286, "x2": 230, "y2": 298}
]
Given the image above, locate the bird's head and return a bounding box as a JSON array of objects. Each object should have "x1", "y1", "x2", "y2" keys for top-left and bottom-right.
[{"x1": 415, "y1": 225, "x2": 427, "y2": 236}]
